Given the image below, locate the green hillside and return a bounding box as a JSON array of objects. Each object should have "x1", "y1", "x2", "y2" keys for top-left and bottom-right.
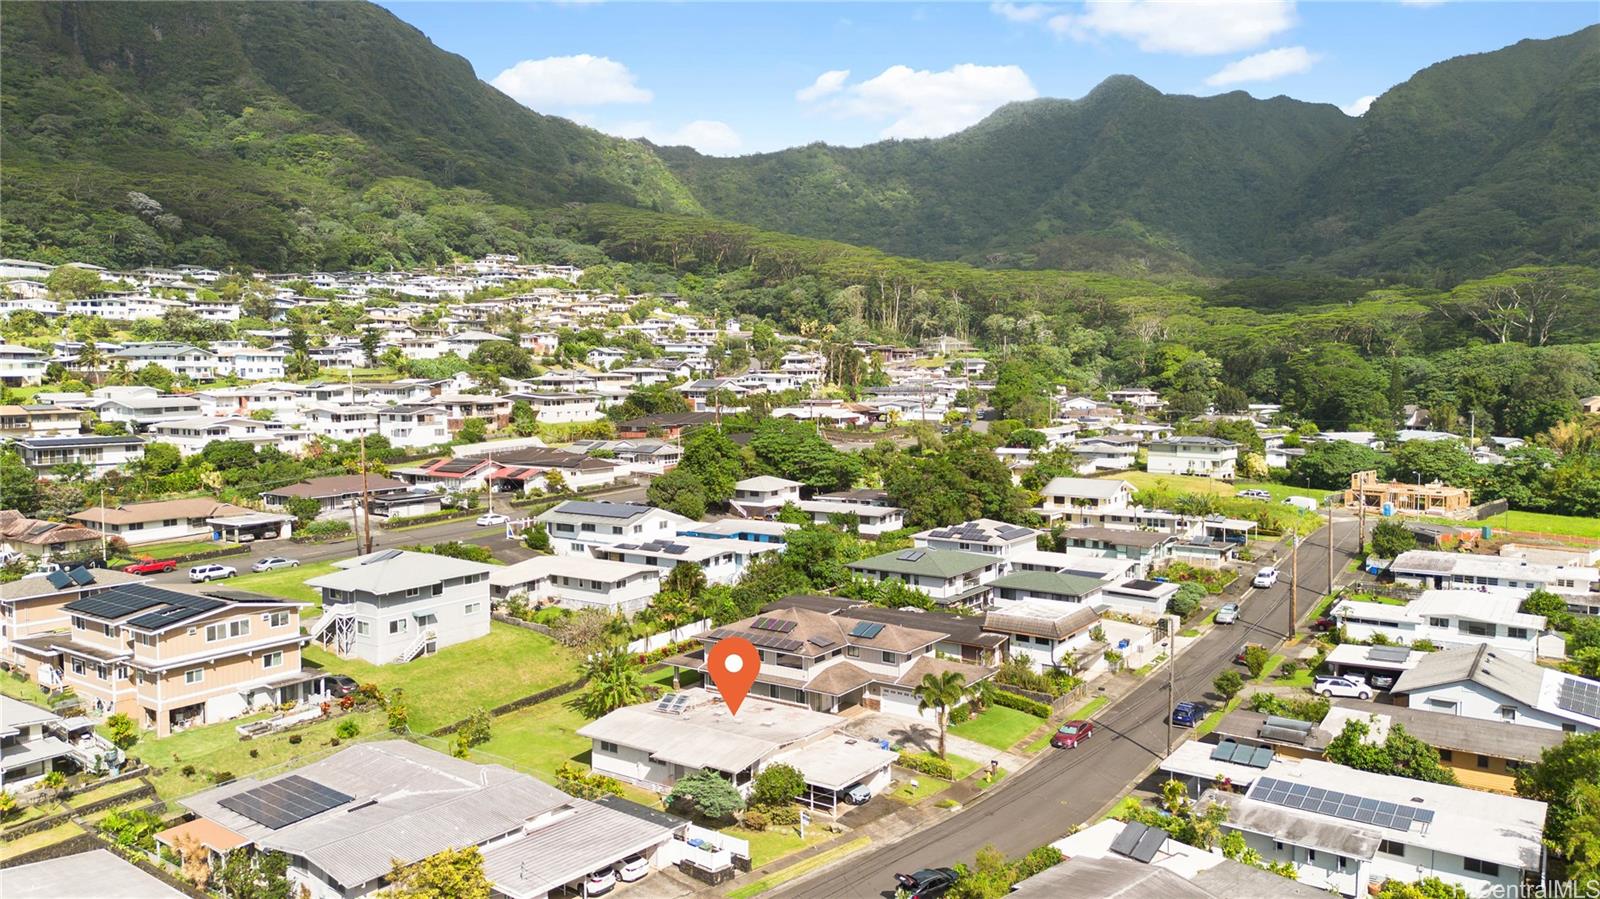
[{"x1": 0, "y1": 1, "x2": 699, "y2": 270}]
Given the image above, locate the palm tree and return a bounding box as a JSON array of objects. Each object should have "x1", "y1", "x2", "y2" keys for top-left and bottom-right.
[
  {"x1": 662, "y1": 562, "x2": 707, "y2": 601},
  {"x1": 576, "y1": 648, "x2": 646, "y2": 718},
  {"x1": 77, "y1": 340, "x2": 105, "y2": 386},
  {"x1": 914, "y1": 671, "x2": 969, "y2": 759}
]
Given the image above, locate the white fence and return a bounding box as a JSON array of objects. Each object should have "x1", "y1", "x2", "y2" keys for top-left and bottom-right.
[{"x1": 627, "y1": 619, "x2": 711, "y2": 654}]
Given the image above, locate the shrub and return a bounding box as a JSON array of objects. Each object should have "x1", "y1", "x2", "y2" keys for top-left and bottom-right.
[
  {"x1": 532, "y1": 605, "x2": 570, "y2": 626},
  {"x1": 898, "y1": 751, "x2": 957, "y2": 780},
  {"x1": 180, "y1": 764, "x2": 196, "y2": 777},
  {"x1": 287, "y1": 735, "x2": 302, "y2": 745},
  {"x1": 1213, "y1": 671, "x2": 1245, "y2": 701},
  {"x1": 1278, "y1": 660, "x2": 1301, "y2": 679},
  {"x1": 1014, "y1": 845, "x2": 1065, "y2": 879},
  {"x1": 458, "y1": 707, "x2": 492, "y2": 748},
  {"x1": 741, "y1": 808, "x2": 770, "y2": 831},
  {"x1": 555, "y1": 762, "x2": 624, "y2": 800},
  {"x1": 329, "y1": 738, "x2": 341, "y2": 747},
  {"x1": 948, "y1": 703, "x2": 972, "y2": 725},
  {"x1": 212, "y1": 771, "x2": 234, "y2": 784},
  {"x1": 764, "y1": 802, "x2": 800, "y2": 827},
  {"x1": 335, "y1": 719, "x2": 360, "y2": 739},
  {"x1": 991, "y1": 689, "x2": 1051, "y2": 718},
  {"x1": 249, "y1": 749, "x2": 259, "y2": 759},
  {"x1": 1247, "y1": 691, "x2": 1330, "y2": 722},
  {"x1": 749, "y1": 763, "x2": 805, "y2": 809},
  {"x1": 298, "y1": 520, "x2": 353, "y2": 540}
]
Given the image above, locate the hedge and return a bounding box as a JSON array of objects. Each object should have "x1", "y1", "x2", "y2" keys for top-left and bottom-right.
[
  {"x1": 991, "y1": 689, "x2": 1052, "y2": 718},
  {"x1": 378, "y1": 509, "x2": 477, "y2": 530},
  {"x1": 897, "y1": 751, "x2": 956, "y2": 780}
]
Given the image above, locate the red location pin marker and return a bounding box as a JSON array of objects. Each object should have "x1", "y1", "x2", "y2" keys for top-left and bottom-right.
[{"x1": 708, "y1": 636, "x2": 760, "y2": 716}]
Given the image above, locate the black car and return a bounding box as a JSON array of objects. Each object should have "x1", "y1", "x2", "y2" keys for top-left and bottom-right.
[
  {"x1": 895, "y1": 868, "x2": 960, "y2": 898},
  {"x1": 325, "y1": 675, "x2": 359, "y2": 697}
]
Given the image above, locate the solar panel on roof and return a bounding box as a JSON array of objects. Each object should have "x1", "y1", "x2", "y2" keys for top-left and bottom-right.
[
  {"x1": 896, "y1": 550, "x2": 926, "y2": 562},
  {"x1": 1108, "y1": 821, "x2": 1148, "y2": 858},
  {"x1": 1129, "y1": 826, "x2": 1167, "y2": 864},
  {"x1": 219, "y1": 774, "x2": 352, "y2": 830},
  {"x1": 809, "y1": 636, "x2": 836, "y2": 649},
  {"x1": 67, "y1": 567, "x2": 94, "y2": 586},
  {"x1": 849, "y1": 621, "x2": 885, "y2": 639},
  {"x1": 1556, "y1": 678, "x2": 1600, "y2": 720},
  {"x1": 1249, "y1": 777, "x2": 1427, "y2": 833},
  {"x1": 1249, "y1": 746, "x2": 1275, "y2": 768},
  {"x1": 46, "y1": 571, "x2": 72, "y2": 590},
  {"x1": 1367, "y1": 645, "x2": 1412, "y2": 663}
]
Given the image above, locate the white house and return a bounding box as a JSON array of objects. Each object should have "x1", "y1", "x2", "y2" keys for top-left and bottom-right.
[
  {"x1": 375, "y1": 405, "x2": 450, "y2": 449},
  {"x1": 1036, "y1": 477, "x2": 1135, "y2": 525},
  {"x1": 731, "y1": 476, "x2": 803, "y2": 519},
  {"x1": 109, "y1": 342, "x2": 218, "y2": 381},
  {"x1": 1147, "y1": 436, "x2": 1238, "y2": 479},
  {"x1": 1071, "y1": 436, "x2": 1139, "y2": 472},
  {"x1": 147, "y1": 416, "x2": 308, "y2": 457},
  {"x1": 983, "y1": 600, "x2": 1100, "y2": 671},
  {"x1": 1332, "y1": 590, "x2": 1549, "y2": 661},
  {"x1": 489, "y1": 555, "x2": 661, "y2": 615},
  {"x1": 585, "y1": 347, "x2": 629, "y2": 370},
  {"x1": 1390, "y1": 644, "x2": 1599, "y2": 733},
  {"x1": 0, "y1": 344, "x2": 48, "y2": 386},
  {"x1": 307, "y1": 550, "x2": 494, "y2": 664},
  {"x1": 534, "y1": 500, "x2": 693, "y2": 556},
  {"x1": 1390, "y1": 550, "x2": 1599, "y2": 613},
  {"x1": 846, "y1": 547, "x2": 1001, "y2": 607},
  {"x1": 592, "y1": 536, "x2": 782, "y2": 586},
  {"x1": 912, "y1": 518, "x2": 1040, "y2": 561},
  {"x1": 213, "y1": 346, "x2": 286, "y2": 380},
  {"x1": 511, "y1": 392, "x2": 602, "y2": 424},
  {"x1": 16, "y1": 435, "x2": 143, "y2": 478},
  {"x1": 794, "y1": 499, "x2": 905, "y2": 536}
]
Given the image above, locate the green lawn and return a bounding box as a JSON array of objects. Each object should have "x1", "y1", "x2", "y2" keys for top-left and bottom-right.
[
  {"x1": 1274, "y1": 664, "x2": 1317, "y2": 689},
  {"x1": 1116, "y1": 471, "x2": 1235, "y2": 497},
  {"x1": 726, "y1": 825, "x2": 834, "y2": 868},
  {"x1": 1104, "y1": 795, "x2": 1145, "y2": 821},
  {"x1": 1342, "y1": 592, "x2": 1408, "y2": 606},
  {"x1": 726, "y1": 836, "x2": 872, "y2": 899},
  {"x1": 126, "y1": 538, "x2": 242, "y2": 559},
  {"x1": 888, "y1": 770, "x2": 951, "y2": 804},
  {"x1": 1243, "y1": 481, "x2": 1338, "y2": 503},
  {"x1": 0, "y1": 820, "x2": 87, "y2": 862},
  {"x1": 225, "y1": 560, "x2": 339, "y2": 607},
  {"x1": 473, "y1": 692, "x2": 593, "y2": 777},
  {"x1": 949, "y1": 706, "x2": 1043, "y2": 751},
  {"x1": 1426, "y1": 509, "x2": 1600, "y2": 540},
  {"x1": 303, "y1": 622, "x2": 579, "y2": 733}
]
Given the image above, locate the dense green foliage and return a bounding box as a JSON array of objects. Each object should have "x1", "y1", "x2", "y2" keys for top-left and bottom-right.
[{"x1": 1323, "y1": 719, "x2": 1458, "y2": 784}]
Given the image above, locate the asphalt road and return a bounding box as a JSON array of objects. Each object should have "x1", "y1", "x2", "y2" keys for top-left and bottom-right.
[
  {"x1": 779, "y1": 516, "x2": 1363, "y2": 899},
  {"x1": 140, "y1": 483, "x2": 649, "y2": 586}
]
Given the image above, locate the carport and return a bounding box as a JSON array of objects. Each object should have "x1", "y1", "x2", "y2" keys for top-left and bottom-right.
[
  {"x1": 770, "y1": 733, "x2": 898, "y2": 815},
  {"x1": 207, "y1": 512, "x2": 294, "y2": 543}
]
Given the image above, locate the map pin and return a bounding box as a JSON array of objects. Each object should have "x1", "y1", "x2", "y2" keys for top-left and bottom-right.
[{"x1": 708, "y1": 636, "x2": 760, "y2": 716}]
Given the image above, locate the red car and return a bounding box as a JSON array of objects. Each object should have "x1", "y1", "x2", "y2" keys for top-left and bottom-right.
[
  {"x1": 1050, "y1": 719, "x2": 1095, "y2": 749},
  {"x1": 122, "y1": 558, "x2": 178, "y2": 575}
]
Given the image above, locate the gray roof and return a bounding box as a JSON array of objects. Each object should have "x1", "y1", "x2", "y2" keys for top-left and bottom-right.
[
  {"x1": 183, "y1": 742, "x2": 572, "y2": 890},
  {"x1": 847, "y1": 547, "x2": 997, "y2": 578},
  {"x1": 481, "y1": 800, "x2": 676, "y2": 899},
  {"x1": 1011, "y1": 856, "x2": 1211, "y2": 898},
  {"x1": 1204, "y1": 790, "x2": 1383, "y2": 859},
  {"x1": 543, "y1": 499, "x2": 655, "y2": 520},
  {"x1": 307, "y1": 549, "x2": 495, "y2": 594},
  {"x1": 1390, "y1": 644, "x2": 1545, "y2": 706},
  {"x1": 6, "y1": 849, "x2": 187, "y2": 898}
]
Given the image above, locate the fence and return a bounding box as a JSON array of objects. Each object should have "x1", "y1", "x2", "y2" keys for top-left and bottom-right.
[
  {"x1": 625, "y1": 619, "x2": 711, "y2": 655},
  {"x1": 427, "y1": 675, "x2": 588, "y2": 737}
]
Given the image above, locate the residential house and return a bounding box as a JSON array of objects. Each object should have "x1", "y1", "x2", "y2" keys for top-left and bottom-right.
[
  {"x1": 678, "y1": 518, "x2": 796, "y2": 544},
  {"x1": 1345, "y1": 470, "x2": 1471, "y2": 516},
  {"x1": 1390, "y1": 550, "x2": 1599, "y2": 610},
  {"x1": 10, "y1": 585, "x2": 316, "y2": 736},
  {"x1": 794, "y1": 498, "x2": 905, "y2": 536},
  {"x1": 1070, "y1": 435, "x2": 1140, "y2": 473},
  {"x1": 299, "y1": 403, "x2": 379, "y2": 441},
  {"x1": 69, "y1": 498, "x2": 259, "y2": 547},
  {"x1": 534, "y1": 501, "x2": 692, "y2": 556},
  {"x1": 912, "y1": 518, "x2": 1040, "y2": 561},
  {"x1": 989, "y1": 570, "x2": 1106, "y2": 607},
  {"x1": 489, "y1": 556, "x2": 661, "y2": 615},
  {"x1": 109, "y1": 342, "x2": 218, "y2": 381},
  {"x1": 580, "y1": 688, "x2": 897, "y2": 813},
  {"x1": 147, "y1": 416, "x2": 307, "y2": 457},
  {"x1": 433, "y1": 393, "x2": 513, "y2": 431},
  {"x1": 213, "y1": 346, "x2": 287, "y2": 381},
  {"x1": 731, "y1": 476, "x2": 803, "y2": 519},
  {"x1": 375, "y1": 404, "x2": 450, "y2": 448},
  {"x1": 1097, "y1": 578, "x2": 1183, "y2": 619},
  {"x1": 845, "y1": 547, "x2": 1001, "y2": 607},
  {"x1": 615, "y1": 411, "x2": 717, "y2": 439},
  {"x1": 585, "y1": 346, "x2": 628, "y2": 369},
  {"x1": 0, "y1": 512, "x2": 105, "y2": 563},
  {"x1": 671, "y1": 607, "x2": 994, "y2": 720},
  {"x1": 1147, "y1": 436, "x2": 1238, "y2": 479},
  {"x1": 1107, "y1": 387, "x2": 1164, "y2": 410},
  {"x1": 763, "y1": 595, "x2": 1006, "y2": 666},
  {"x1": 568, "y1": 438, "x2": 681, "y2": 474},
  {"x1": 1390, "y1": 645, "x2": 1599, "y2": 733},
  {"x1": 1, "y1": 567, "x2": 145, "y2": 665},
  {"x1": 503, "y1": 392, "x2": 602, "y2": 424},
  {"x1": 1052, "y1": 527, "x2": 1177, "y2": 578},
  {"x1": 0, "y1": 344, "x2": 48, "y2": 386},
  {"x1": 482, "y1": 448, "x2": 624, "y2": 493},
  {"x1": 1332, "y1": 590, "x2": 1550, "y2": 660},
  {"x1": 0, "y1": 404, "x2": 82, "y2": 439},
  {"x1": 983, "y1": 600, "x2": 1100, "y2": 672},
  {"x1": 0, "y1": 696, "x2": 81, "y2": 790},
  {"x1": 260, "y1": 475, "x2": 415, "y2": 517},
  {"x1": 1036, "y1": 477, "x2": 1136, "y2": 525},
  {"x1": 593, "y1": 536, "x2": 782, "y2": 586},
  {"x1": 92, "y1": 393, "x2": 205, "y2": 431},
  {"x1": 177, "y1": 742, "x2": 678, "y2": 899},
  {"x1": 16, "y1": 435, "x2": 144, "y2": 478},
  {"x1": 8, "y1": 849, "x2": 189, "y2": 898},
  {"x1": 306, "y1": 550, "x2": 494, "y2": 664}
]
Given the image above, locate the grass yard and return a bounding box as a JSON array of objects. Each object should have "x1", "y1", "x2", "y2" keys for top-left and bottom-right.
[
  {"x1": 1116, "y1": 471, "x2": 1236, "y2": 497},
  {"x1": 726, "y1": 824, "x2": 834, "y2": 868},
  {"x1": 1257, "y1": 654, "x2": 1287, "y2": 681},
  {"x1": 1242, "y1": 481, "x2": 1338, "y2": 503},
  {"x1": 1450, "y1": 509, "x2": 1600, "y2": 541},
  {"x1": 887, "y1": 770, "x2": 951, "y2": 805},
  {"x1": 0, "y1": 820, "x2": 86, "y2": 862},
  {"x1": 225, "y1": 560, "x2": 339, "y2": 607},
  {"x1": 1104, "y1": 795, "x2": 1146, "y2": 821},
  {"x1": 302, "y1": 621, "x2": 579, "y2": 733},
  {"x1": 137, "y1": 709, "x2": 389, "y2": 801},
  {"x1": 1274, "y1": 664, "x2": 1317, "y2": 689},
  {"x1": 949, "y1": 705, "x2": 1043, "y2": 751},
  {"x1": 726, "y1": 836, "x2": 873, "y2": 899},
  {"x1": 126, "y1": 538, "x2": 242, "y2": 559},
  {"x1": 472, "y1": 693, "x2": 592, "y2": 777}
]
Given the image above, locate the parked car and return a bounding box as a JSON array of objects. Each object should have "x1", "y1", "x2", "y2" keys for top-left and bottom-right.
[
  {"x1": 1283, "y1": 495, "x2": 1319, "y2": 512},
  {"x1": 1214, "y1": 603, "x2": 1240, "y2": 625},
  {"x1": 476, "y1": 512, "x2": 509, "y2": 527},
  {"x1": 616, "y1": 854, "x2": 648, "y2": 883},
  {"x1": 1171, "y1": 697, "x2": 1203, "y2": 723},
  {"x1": 325, "y1": 675, "x2": 359, "y2": 697},
  {"x1": 188, "y1": 564, "x2": 237, "y2": 583},
  {"x1": 1309, "y1": 616, "x2": 1337, "y2": 633},
  {"x1": 123, "y1": 558, "x2": 178, "y2": 575},
  {"x1": 1051, "y1": 719, "x2": 1095, "y2": 749},
  {"x1": 1234, "y1": 643, "x2": 1264, "y2": 665},
  {"x1": 1252, "y1": 567, "x2": 1279, "y2": 589},
  {"x1": 895, "y1": 868, "x2": 960, "y2": 898},
  {"x1": 251, "y1": 557, "x2": 299, "y2": 572},
  {"x1": 1238, "y1": 489, "x2": 1272, "y2": 500},
  {"x1": 583, "y1": 868, "x2": 616, "y2": 897},
  {"x1": 1171, "y1": 701, "x2": 1206, "y2": 727},
  {"x1": 1368, "y1": 672, "x2": 1397, "y2": 691},
  {"x1": 844, "y1": 783, "x2": 873, "y2": 804},
  {"x1": 1315, "y1": 675, "x2": 1373, "y2": 700}
]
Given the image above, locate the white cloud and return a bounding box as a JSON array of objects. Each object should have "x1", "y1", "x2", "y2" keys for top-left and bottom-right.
[
  {"x1": 1341, "y1": 94, "x2": 1377, "y2": 116},
  {"x1": 815, "y1": 64, "x2": 1039, "y2": 140},
  {"x1": 1050, "y1": 0, "x2": 1296, "y2": 55},
  {"x1": 1204, "y1": 46, "x2": 1321, "y2": 86},
  {"x1": 990, "y1": 2, "x2": 1054, "y2": 23},
  {"x1": 612, "y1": 120, "x2": 743, "y2": 155},
  {"x1": 796, "y1": 70, "x2": 851, "y2": 102},
  {"x1": 490, "y1": 55, "x2": 652, "y2": 108}
]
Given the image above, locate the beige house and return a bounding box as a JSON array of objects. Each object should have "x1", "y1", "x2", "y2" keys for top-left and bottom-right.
[
  {"x1": 10, "y1": 584, "x2": 318, "y2": 736},
  {"x1": 1, "y1": 567, "x2": 144, "y2": 666},
  {"x1": 0, "y1": 511, "x2": 104, "y2": 562},
  {"x1": 68, "y1": 498, "x2": 259, "y2": 547}
]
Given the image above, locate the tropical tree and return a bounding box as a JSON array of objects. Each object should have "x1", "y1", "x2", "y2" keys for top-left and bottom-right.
[
  {"x1": 575, "y1": 648, "x2": 646, "y2": 717},
  {"x1": 666, "y1": 768, "x2": 744, "y2": 822},
  {"x1": 386, "y1": 847, "x2": 491, "y2": 899},
  {"x1": 915, "y1": 670, "x2": 969, "y2": 759}
]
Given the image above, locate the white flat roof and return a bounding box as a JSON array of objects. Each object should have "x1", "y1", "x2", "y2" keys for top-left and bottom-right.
[
  {"x1": 770, "y1": 733, "x2": 899, "y2": 791},
  {"x1": 489, "y1": 555, "x2": 658, "y2": 588}
]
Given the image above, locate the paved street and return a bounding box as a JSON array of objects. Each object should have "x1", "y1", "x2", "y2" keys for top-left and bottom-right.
[{"x1": 777, "y1": 517, "x2": 1363, "y2": 899}]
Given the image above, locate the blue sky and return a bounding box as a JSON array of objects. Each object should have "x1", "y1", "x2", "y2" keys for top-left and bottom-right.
[{"x1": 381, "y1": 1, "x2": 1596, "y2": 155}]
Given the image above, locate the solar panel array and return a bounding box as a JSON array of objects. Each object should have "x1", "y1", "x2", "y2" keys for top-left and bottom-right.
[
  {"x1": 46, "y1": 571, "x2": 73, "y2": 590},
  {"x1": 557, "y1": 500, "x2": 648, "y2": 519},
  {"x1": 655, "y1": 693, "x2": 690, "y2": 715},
  {"x1": 744, "y1": 631, "x2": 804, "y2": 653},
  {"x1": 1556, "y1": 678, "x2": 1600, "y2": 719},
  {"x1": 69, "y1": 567, "x2": 94, "y2": 586},
  {"x1": 1367, "y1": 645, "x2": 1412, "y2": 663},
  {"x1": 749, "y1": 617, "x2": 798, "y2": 634},
  {"x1": 896, "y1": 550, "x2": 926, "y2": 562},
  {"x1": 1108, "y1": 821, "x2": 1169, "y2": 864},
  {"x1": 809, "y1": 636, "x2": 837, "y2": 649},
  {"x1": 849, "y1": 621, "x2": 886, "y2": 640},
  {"x1": 1209, "y1": 740, "x2": 1274, "y2": 769},
  {"x1": 219, "y1": 775, "x2": 352, "y2": 830},
  {"x1": 1249, "y1": 777, "x2": 1434, "y2": 832}
]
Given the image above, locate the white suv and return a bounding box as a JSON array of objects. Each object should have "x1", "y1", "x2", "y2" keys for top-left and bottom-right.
[
  {"x1": 1315, "y1": 675, "x2": 1373, "y2": 700},
  {"x1": 1252, "y1": 567, "x2": 1279, "y2": 589},
  {"x1": 188, "y1": 564, "x2": 237, "y2": 583}
]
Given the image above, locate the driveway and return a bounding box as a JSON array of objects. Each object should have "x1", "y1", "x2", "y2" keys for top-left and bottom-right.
[{"x1": 839, "y1": 713, "x2": 1030, "y2": 774}]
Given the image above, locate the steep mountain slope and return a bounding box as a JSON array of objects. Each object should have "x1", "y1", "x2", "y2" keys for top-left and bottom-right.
[
  {"x1": 0, "y1": 1, "x2": 698, "y2": 269},
  {"x1": 657, "y1": 76, "x2": 1355, "y2": 271},
  {"x1": 662, "y1": 26, "x2": 1598, "y2": 277}
]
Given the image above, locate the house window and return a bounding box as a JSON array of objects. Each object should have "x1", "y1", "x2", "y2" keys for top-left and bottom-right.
[
  {"x1": 1378, "y1": 840, "x2": 1405, "y2": 857},
  {"x1": 184, "y1": 668, "x2": 204, "y2": 684},
  {"x1": 1306, "y1": 849, "x2": 1316, "y2": 862},
  {"x1": 1461, "y1": 621, "x2": 1494, "y2": 637},
  {"x1": 599, "y1": 740, "x2": 618, "y2": 754},
  {"x1": 102, "y1": 623, "x2": 116, "y2": 637},
  {"x1": 389, "y1": 619, "x2": 408, "y2": 634},
  {"x1": 1438, "y1": 749, "x2": 1453, "y2": 762},
  {"x1": 95, "y1": 664, "x2": 107, "y2": 679},
  {"x1": 1507, "y1": 627, "x2": 1529, "y2": 640},
  {"x1": 464, "y1": 603, "x2": 480, "y2": 616},
  {"x1": 262, "y1": 651, "x2": 283, "y2": 669},
  {"x1": 267, "y1": 611, "x2": 290, "y2": 628},
  {"x1": 357, "y1": 621, "x2": 371, "y2": 636},
  {"x1": 1427, "y1": 617, "x2": 1449, "y2": 628},
  {"x1": 71, "y1": 616, "x2": 87, "y2": 630},
  {"x1": 845, "y1": 646, "x2": 860, "y2": 658},
  {"x1": 1273, "y1": 840, "x2": 1284, "y2": 852},
  {"x1": 1477, "y1": 754, "x2": 1491, "y2": 769},
  {"x1": 1463, "y1": 858, "x2": 1500, "y2": 877},
  {"x1": 71, "y1": 659, "x2": 85, "y2": 675},
  {"x1": 881, "y1": 651, "x2": 898, "y2": 664},
  {"x1": 1499, "y1": 706, "x2": 1517, "y2": 722},
  {"x1": 206, "y1": 620, "x2": 250, "y2": 642}
]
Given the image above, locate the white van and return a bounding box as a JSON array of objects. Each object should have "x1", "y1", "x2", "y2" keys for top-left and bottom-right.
[{"x1": 1282, "y1": 495, "x2": 1319, "y2": 512}]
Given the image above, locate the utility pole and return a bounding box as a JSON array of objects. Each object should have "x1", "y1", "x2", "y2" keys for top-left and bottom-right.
[
  {"x1": 99, "y1": 487, "x2": 108, "y2": 565},
  {"x1": 1166, "y1": 614, "x2": 1177, "y2": 755},
  {"x1": 1289, "y1": 526, "x2": 1299, "y2": 638},
  {"x1": 353, "y1": 366, "x2": 373, "y2": 556},
  {"x1": 1326, "y1": 496, "x2": 1334, "y2": 604}
]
